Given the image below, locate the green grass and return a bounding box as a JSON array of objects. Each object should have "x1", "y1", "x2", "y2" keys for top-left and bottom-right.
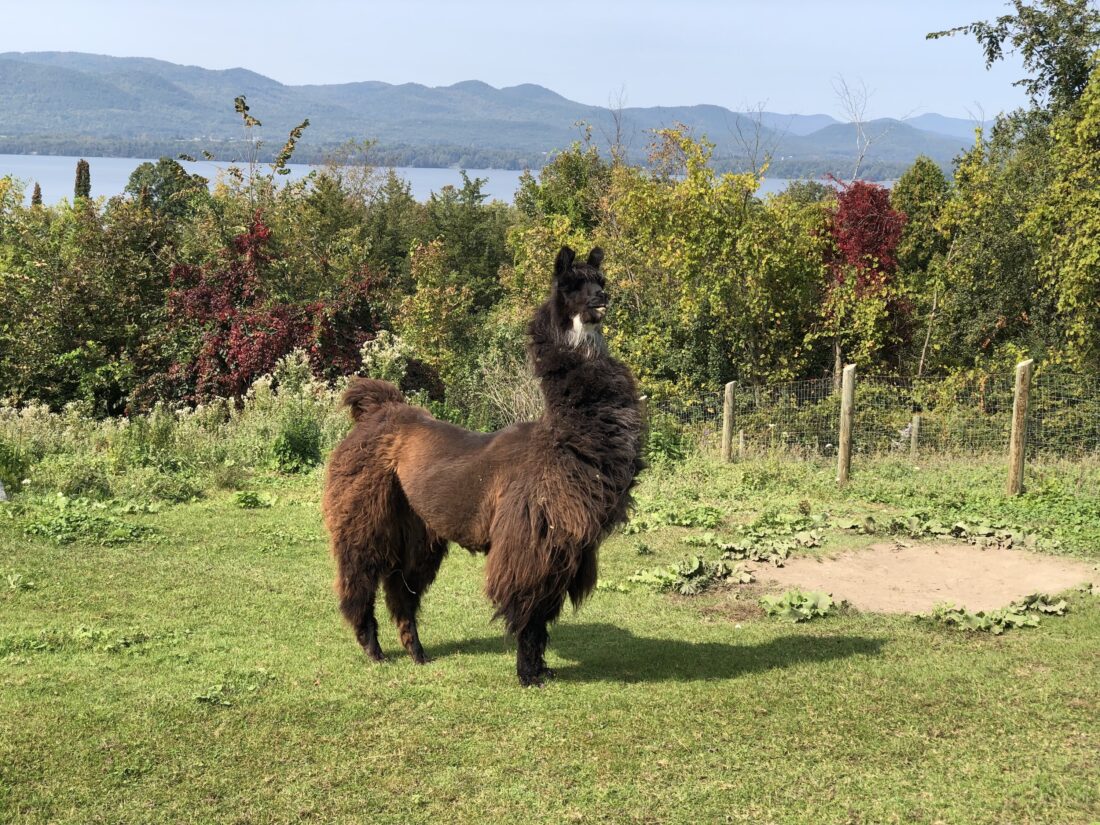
[{"x1": 2, "y1": 456, "x2": 1098, "y2": 824}]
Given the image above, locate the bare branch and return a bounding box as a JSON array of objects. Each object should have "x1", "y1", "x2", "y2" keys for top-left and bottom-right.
[
  {"x1": 730, "y1": 99, "x2": 784, "y2": 179},
  {"x1": 832, "y1": 76, "x2": 903, "y2": 180},
  {"x1": 600, "y1": 84, "x2": 633, "y2": 165}
]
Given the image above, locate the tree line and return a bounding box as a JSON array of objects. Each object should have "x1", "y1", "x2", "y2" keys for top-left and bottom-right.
[{"x1": 0, "y1": 0, "x2": 1097, "y2": 426}]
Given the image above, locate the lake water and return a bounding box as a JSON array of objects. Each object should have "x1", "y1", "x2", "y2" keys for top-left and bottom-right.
[{"x1": 1, "y1": 153, "x2": 798, "y2": 205}]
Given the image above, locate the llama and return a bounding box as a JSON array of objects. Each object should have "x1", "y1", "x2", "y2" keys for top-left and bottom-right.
[{"x1": 322, "y1": 246, "x2": 644, "y2": 685}]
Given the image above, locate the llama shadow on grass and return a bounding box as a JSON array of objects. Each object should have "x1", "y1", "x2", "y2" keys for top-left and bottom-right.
[{"x1": 431, "y1": 623, "x2": 885, "y2": 684}]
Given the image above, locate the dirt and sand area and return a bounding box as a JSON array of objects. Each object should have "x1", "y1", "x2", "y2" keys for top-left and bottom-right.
[{"x1": 747, "y1": 542, "x2": 1097, "y2": 613}]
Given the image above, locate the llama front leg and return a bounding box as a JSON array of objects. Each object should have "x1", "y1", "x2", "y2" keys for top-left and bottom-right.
[{"x1": 516, "y1": 619, "x2": 550, "y2": 687}]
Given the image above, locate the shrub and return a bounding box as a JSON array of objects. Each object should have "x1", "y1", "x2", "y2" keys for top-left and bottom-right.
[
  {"x1": 32, "y1": 453, "x2": 113, "y2": 500},
  {"x1": 645, "y1": 413, "x2": 689, "y2": 464},
  {"x1": 209, "y1": 461, "x2": 249, "y2": 491},
  {"x1": 125, "y1": 468, "x2": 201, "y2": 504},
  {"x1": 111, "y1": 404, "x2": 184, "y2": 473},
  {"x1": 271, "y1": 400, "x2": 323, "y2": 473},
  {"x1": 0, "y1": 438, "x2": 28, "y2": 492}
]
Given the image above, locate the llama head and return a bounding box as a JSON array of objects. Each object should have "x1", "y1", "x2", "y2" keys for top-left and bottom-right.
[{"x1": 551, "y1": 247, "x2": 609, "y2": 350}]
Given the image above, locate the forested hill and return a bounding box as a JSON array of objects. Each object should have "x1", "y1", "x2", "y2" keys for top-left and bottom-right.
[{"x1": 0, "y1": 51, "x2": 985, "y2": 177}]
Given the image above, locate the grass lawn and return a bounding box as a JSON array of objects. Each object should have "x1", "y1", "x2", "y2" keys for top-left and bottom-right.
[{"x1": 1, "y1": 456, "x2": 1098, "y2": 824}]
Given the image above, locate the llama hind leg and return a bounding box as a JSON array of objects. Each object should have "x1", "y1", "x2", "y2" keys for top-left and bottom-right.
[
  {"x1": 383, "y1": 540, "x2": 446, "y2": 664},
  {"x1": 336, "y1": 564, "x2": 385, "y2": 662}
]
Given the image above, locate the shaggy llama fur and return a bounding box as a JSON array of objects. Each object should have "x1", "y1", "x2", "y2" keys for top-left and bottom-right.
[{"x1": 322, "y1": 246, "x2": 644, "y2": 685}]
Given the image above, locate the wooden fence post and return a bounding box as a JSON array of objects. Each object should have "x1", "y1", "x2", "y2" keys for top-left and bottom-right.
[
  {"x1": 1006, "y1": 359, "x2": 1035, "y2": 496},
  {"x1": 837, "y1": 364, "x2": 856, "y2": 487},
  {"x1": 909, "y1": 412, "x2": 921, "y2": 460},
  {"x1": 721, "y1": 381, "x2": 735, "y2": 462}
]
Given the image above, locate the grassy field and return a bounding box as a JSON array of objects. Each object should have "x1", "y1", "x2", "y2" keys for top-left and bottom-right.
[{"x1": 2, "y1": 455, "x2": 1098, "y2": 824}]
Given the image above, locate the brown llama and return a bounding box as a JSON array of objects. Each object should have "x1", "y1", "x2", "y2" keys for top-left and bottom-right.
[{"x1": 322, "y1": 246, "x2": 645, "y2": 686}]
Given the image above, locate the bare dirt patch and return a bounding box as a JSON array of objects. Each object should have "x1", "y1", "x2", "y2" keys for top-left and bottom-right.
[
  {"x1": 750, "y1": 543, "x2": 1097, "y2": 614},
  {"x1": 695, "y1": 583, "x2": 769, "y2": 622}
]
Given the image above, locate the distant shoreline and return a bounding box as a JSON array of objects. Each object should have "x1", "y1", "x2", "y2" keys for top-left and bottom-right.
[
  {"x1": 0, "y1": 138, "x2": 543, "y2": 174},
  {"x1": 0, "y1": 153, "x2": 529, "y2": 204},
  {"x1": 0, "y1": 153, "x2": 847, "y2": 206},
  {"x1": 0, "y1": 144, "x2": 900, "y2": 183}
]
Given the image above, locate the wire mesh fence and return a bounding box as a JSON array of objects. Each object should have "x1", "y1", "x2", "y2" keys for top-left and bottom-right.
[{"x1": 651, "y1": 369, "x2": 1100, "y2": 458}]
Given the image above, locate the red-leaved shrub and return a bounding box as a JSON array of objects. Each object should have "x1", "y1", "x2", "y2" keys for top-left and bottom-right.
[{"x1": 166, "y1": 212, "x2": 377, "y2": 401}]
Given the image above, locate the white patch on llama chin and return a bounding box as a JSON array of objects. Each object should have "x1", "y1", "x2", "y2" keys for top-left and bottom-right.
[{"x1": 567, "y1": 313, "x2": 606, "y2": 354}]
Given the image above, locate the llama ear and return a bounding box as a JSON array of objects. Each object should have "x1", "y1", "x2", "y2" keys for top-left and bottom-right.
[
  {"x1": 554, "y1": 246, "x2": 576, "y2": 280},
  {"x1": 586, "y1": 247, "x2": 604, "y2": 270}
]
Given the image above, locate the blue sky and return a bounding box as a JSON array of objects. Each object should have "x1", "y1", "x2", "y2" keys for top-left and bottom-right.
[{"x1": 2, "y1": 1, "x2": 1029, "y2": 118}]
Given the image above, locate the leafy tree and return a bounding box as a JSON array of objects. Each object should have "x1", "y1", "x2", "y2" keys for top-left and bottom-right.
[
  {"x1": 933, "y1": 122, "x2": 1058, "y2": 371},
  {"x1": 928, "y1": 0, "x2": 1100, "y2": 114},
  {"x1": 0, "y1": 193, "x2": 172, "y2": 411},
  {"x1": 397, "y1": 239, "x2": 476, "y2": 386},
  {"x1": 162, "y1": 213, "x2": 377, "y2": 403},
  {"x1": 74, "y1": 159, "x2": 91, "y2": 200},
  {"x1": 1026, "y1": 58, "x2": 1100, "y2": 371},
  {"x1": 31, "y1": 183, "x2": 42, "y2": 207},
  {"x1": 361, "y1": 169, "x2": 424, "y2": 289},
  {"x1": 423, "y1": 172, "x2": 512, "y2": 310},
  {"x1": 815, "y1": 180, "x2": 908, "y2": 376},
  {"x1": 514, "y1": 130, "x2": 828, "y2": 395},
  {"x1": 890, "y1": 157, "x2": 951, "y2": 372},
  {"x1": 514, "y1": 137, "x2": 611, "y2": 231},
  {"x1": 891, "y1": 156, "x2": 950, "y2": 276},
  {"x1": 781, "y1": 179, "x2": 835, "y2": 205},
  {"x1": 125, "y1": 158, "x2": 208, "y2": 218}
]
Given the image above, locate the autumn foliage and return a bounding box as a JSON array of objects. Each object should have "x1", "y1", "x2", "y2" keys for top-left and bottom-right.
[
  {"x1": 827, "y1": 178, "x2": 906, "y2": 294},
  {"x1": 167, "y1": 213, "x2": 377, "y2": 402}
]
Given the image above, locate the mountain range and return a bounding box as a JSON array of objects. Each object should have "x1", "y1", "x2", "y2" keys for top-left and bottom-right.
[{"x1": 0, "y1": 51, "x2": 991, "y2": 179}]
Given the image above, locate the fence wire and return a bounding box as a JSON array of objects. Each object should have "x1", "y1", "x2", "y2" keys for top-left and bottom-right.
[{"x1": 652, "y1": 370, "x2": 1100, "y2": 457}]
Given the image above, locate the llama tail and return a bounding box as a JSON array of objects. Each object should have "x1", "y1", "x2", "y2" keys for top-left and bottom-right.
[{"x1": 341, "y1": 377, "x2": 406, "y2": 421}]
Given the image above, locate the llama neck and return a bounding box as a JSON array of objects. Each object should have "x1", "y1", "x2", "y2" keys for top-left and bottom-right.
[{"x1": 527, "y1": 303, "x2": 642, "y2": 464}]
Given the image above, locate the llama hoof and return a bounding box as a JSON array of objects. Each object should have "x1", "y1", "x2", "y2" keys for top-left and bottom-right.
[
  {"x1": 363, "y1": 648, "x2": 386, "y2": 663},
  {"x1": 538, "y1": 666, "x2": 556, "y2": 680},
  {"x1": 411, "y1": 653, "x2": 432, "y2": 665},
  {"x1": 518, "y1": 672, "x2": 547, "y2": 688}
]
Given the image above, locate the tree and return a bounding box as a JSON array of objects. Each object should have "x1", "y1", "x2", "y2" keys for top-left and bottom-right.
[
  {"x1": 891, "y1": 156, "x2": 950, "y2": 275},
  {"x1": 163, "y1": 212, "x2": 378, "y2": 402},
  {"x1": 817, "y1": 180, "x2": 908, "y2": 379},
  {"x1": 30, "y1": 182, "x2": 42, "y2": 207},
  {"x1": 928, "y1": 0, "x2": 1100, "y2": 114},
  {"x1": 125, "y1": 158, "x2": 207, "y2": 218},
  {"x1": 890, "y1": 156, "x2": 951, "y2": 374},
  {"x1": 423, "y1": 172, "x2": 512, "y2": 310},
  {"x1": 1026, "y1": 58, "x2": 1100, "y2": 371},
  {"x1": 0, "y1": 192, "x2": 173, "y2": 411},
  {"x1": 782, "y1": 179, "x2": 836, "y2": 205},
  {"x1": 933, "y1": 123, "x2": 1058, "y2": 371},
  {"x1": 514, "y1": 135, "x2": 611, "y2": 232},
  {"x1": 512, "y1": 129, "x2": 828, "y2": 395},
  {"x1": 397, "y1": 239, "x2": 476, "y2": 388},
  {"x1": 74, "y1": 159, "x2": 91, "y2": 200},
  {"x1": 362, "y1": 169, "x2": 424, "y2": 288}
]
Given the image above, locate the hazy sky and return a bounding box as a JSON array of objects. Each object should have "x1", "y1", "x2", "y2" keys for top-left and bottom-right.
[{"x1": 2, "y1": 1, "x2": 1029, "y2": 118}]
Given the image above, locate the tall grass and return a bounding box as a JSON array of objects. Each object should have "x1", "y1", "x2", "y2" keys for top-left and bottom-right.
[{"x1": 0, "y1": 350, "x2": 350, "y2": 502}]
